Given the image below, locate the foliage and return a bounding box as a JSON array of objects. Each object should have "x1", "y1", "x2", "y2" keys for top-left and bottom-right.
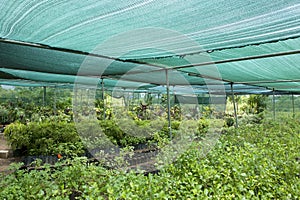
[
  {"x1": 242, "y1": 95, "x2": 267, "y2": 114},
  {"x1": 224, "y1": 116, "x2": 235, "y2": 127},
  {"x1": 4, "y1": 121, "x2": 84, "y2": 156},
  {"x1": 0, "y1": 105, "x2": 26, "y2": 124},
  {"x1": 98, "y1": 119, "x2": 155, "y2": 147},
  {"x1": 94, "y1": 95, "x2": 113, "y2": 120},
  {"x1": 197, "y1": 117, "x2": 209, "y2": 136},
  {"x1": 1, "y1": 117, "x2": 298, "y2": 199},
  {"x1": 239, "y1": 112, "x2": 265, "y2": 125},
  {"x1": 0, "y1": 87, "x2": 72, "y2": 124},
  {"x1": 3, "y1": 117, "x2": 194, "y2": 157},
  {"x1": 202, "y1": 105, "x2": 215, "y2": 118}
]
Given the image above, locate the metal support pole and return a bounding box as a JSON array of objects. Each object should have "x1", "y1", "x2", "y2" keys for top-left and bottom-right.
[
  {"x1": 86, "y1": 88, "x2": 89, "y2": 104},
  {"x1": 43, "y1": 86, "x2": 46, "y2": 106},
  {"x1": 292, "y1": 94, "x2": 295, "y2": 118},
  {"x1": 166, "y1": 69, "x2": 172, "y2": 139},
  {"x1": 122, "y1": 88, "x2": 126, "y2": 107},
  {"x1": 54, "y1": 86, "x2": 57, "y2": 115},
  {"x1": 272, "y1": 89, "x2": 276, "y2": 120},
  {"x1": 230, "y1": 83, "x2": 238, "y2": 128},
  {"x1": 158, "y1": 93, "x2": 160, "y2": 104},
  {"x1": 101, "y1": 78, "x2": 106, "y2": 120}
]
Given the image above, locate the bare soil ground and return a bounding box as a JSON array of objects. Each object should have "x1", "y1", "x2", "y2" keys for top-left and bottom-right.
[
  {"x1": 0, "y1": 133, "x2": 18, "y2": 173},
  {"x1": 0, "y1": 133, "x2": 9, "y2": 150},
  {"x1": 0, "y1": 158, "x2": 22, "y2": 173}
]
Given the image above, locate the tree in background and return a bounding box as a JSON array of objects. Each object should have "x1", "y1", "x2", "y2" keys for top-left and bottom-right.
[{"x1": 245, "y1": 95, "x2": 267, "y2": 114}]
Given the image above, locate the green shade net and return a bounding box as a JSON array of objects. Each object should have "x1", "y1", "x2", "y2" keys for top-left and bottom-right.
[
  {"x1": 1, "y1": 0, "x2": 299, "y2": 54},
  {"x1": 0, "y1": 0, "x2": 299, "y2": 94}
]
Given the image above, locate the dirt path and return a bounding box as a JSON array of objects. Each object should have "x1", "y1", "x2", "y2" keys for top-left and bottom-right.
[
  {"x1": 0, "y1": 133, "x2": 10, "y2": 150},
  {"x1": 0, "y1": 158, "x2": 20, "y2": 172},
  {"x1": 0, "y1": 132, "x2": 15, "y2": 173}
]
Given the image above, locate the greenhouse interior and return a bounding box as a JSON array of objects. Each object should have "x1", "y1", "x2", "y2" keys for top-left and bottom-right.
[{"x1": 0, "y1": 0, "x2": 299, "y2": 199}]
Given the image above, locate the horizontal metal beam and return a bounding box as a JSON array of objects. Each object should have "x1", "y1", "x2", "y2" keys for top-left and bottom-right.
[
  {"x1": 94, "y1": 49, "x2": 300, "y2": 84},
  {"x1": 235, "y1": 78, "x2": 300, "y2": 85},
  {"x1": 130, "y1": 35, "x2": 300, "y2": 60},
  {"x1": 172, "y1": 50, "x2": 300, "y2": 70}
]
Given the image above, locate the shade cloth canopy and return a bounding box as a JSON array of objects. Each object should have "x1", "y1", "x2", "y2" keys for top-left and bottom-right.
[{"x1": 0, "y1": 0, "x2": 300, "y2": 94}]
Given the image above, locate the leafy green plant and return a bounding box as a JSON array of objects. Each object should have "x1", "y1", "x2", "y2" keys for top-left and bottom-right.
[
  {"x1": 243, "y1": 95, "x2": 267, "y2": 114},
  {"x1": 4, "y1": 121, "x2": 84, "y2": 156},
  {"x1": 197, "y1": 117, "x2": 209, "y2": 136},
  {"x1": 1, "y1": 117, "x2": 299, "y2": 199},
  {"x1": 224, "y1": 116, "x2": 235, "y2": 127}
]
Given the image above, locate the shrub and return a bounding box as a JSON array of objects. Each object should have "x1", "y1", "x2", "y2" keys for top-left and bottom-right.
[
  {"x1": 198, "y1": 117, "x2": 209, "y2": 135},
  {"x1": 4, "y1": 121, "x2": 84, "y2": 156},
  {"x1": 225, "y1": 116, "x2": 235, "y2": 127},
  {"x1": 1, "y1": 117, "x2": 299, "y2": 199}
]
